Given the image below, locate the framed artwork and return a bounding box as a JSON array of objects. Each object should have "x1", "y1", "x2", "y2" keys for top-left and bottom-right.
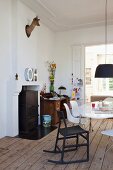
[{"x1": 85, "y1": 68, "x2": 91, "y2": 85}]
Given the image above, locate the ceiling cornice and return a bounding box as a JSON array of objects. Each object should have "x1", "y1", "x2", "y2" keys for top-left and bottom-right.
[{"x1": 20, "y1": 0, "x2": 113, "y2": 32}]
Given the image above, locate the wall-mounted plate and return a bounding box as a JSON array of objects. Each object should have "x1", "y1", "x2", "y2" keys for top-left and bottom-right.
[{"x1": 24, "y1": 68, "x2": 33, "y2": 81}]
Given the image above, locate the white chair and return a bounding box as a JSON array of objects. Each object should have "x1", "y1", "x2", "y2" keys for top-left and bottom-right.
[
  {"x1": 70, "y1": 100, "x2": 88, "y2": 126},
  {"x1": 70, "y1": 100, "x2": 80, "y2": 117},
  {"x1": 103, "y1": 97, "x2": 113, "y2": 109},
  {"x1": 103, "y1": 97, "x2": 113, "y2": 102},
  {"x1": 63, "y1": 103, "x2": 80, "y2": 124},
  {"x1": 101, "y1": 129, "x2": 113, "y2": 152}
]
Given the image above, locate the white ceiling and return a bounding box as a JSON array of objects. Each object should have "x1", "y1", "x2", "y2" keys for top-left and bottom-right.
[{"x1": 21, "y1": 0, "x2": 113, "y2": 32}]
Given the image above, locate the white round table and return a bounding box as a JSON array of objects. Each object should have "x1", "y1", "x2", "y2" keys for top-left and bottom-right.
[{"x1": 79, "y1": 103, "x2": 113, "y2": 131}]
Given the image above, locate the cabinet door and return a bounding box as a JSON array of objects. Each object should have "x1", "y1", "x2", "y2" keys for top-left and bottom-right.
[
  {"x1": 19, "y1": 90, "x2": 38, "y2": 135},
  {"x1": 27, "y1": 106, "x2": 38, "y2": 118},
  {"x1": 26, "y1": 91, "x2": 38, "y2": 106},
  {"x1": 55, "y1": 101, "x2": 60, "y2": 111},
  {"x1": 53, "y1": 101, "x2": 60, "y2": 125},
  {"x1": 19, "y1": 91, "x2": 38, "y2": 106},
  {"x1": 43, "y1": 101, "x2": 54, "y2": 115},
  {"x1": 19, "y1": 105, "x2": 38, "y2": 133}
]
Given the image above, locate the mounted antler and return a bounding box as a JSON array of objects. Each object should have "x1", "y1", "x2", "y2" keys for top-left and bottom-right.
[{"x1": 25, "y1": 16, "x2": 40, "y2": 37}]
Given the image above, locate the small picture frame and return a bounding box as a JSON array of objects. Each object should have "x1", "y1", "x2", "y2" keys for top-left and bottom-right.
[{"x1": 85, "y1": 68, "x2": 91, "y2": 85}]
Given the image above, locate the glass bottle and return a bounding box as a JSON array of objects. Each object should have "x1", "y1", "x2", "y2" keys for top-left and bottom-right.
[{"x1": 50, "y1": 82, "x2": 54, "y2": 92}]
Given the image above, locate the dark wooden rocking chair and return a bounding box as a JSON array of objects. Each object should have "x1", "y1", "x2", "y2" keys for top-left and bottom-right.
[{"x1": 43, "y1": 110, "x2": 89, "y2": 164}]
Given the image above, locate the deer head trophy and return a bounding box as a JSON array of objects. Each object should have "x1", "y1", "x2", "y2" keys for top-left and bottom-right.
[{"x1": 25, "y1": 16, "x2": 40, "y2": 38}]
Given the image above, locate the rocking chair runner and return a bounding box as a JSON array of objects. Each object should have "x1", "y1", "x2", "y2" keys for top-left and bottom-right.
[{"x1": 43, "y1": 111, "x2": 89, "y2": 164}]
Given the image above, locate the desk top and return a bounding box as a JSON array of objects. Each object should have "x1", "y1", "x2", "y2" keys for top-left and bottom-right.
[{"x1": 41, "y1": 96, "x2": 66, "y2": 101}]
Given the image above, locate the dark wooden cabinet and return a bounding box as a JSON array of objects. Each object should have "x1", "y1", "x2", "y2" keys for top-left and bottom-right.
[
  {"x1": 40, "y1": 93, "x2": 69, "y2": 125},
  {"x1": 19, "y1": 90, "x2": 38, "y2": 135},
  {"x1": 40, "y1": 98, "x2": 60, "y2": 125}
]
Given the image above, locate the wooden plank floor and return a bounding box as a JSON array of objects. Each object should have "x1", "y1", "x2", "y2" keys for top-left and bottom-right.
[{"x1": 0, "y1": 119, "x2": 113, "y2": 170}]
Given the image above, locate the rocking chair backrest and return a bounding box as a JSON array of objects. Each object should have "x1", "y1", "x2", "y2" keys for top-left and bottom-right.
[{"x1": 57, "y1": 110, "x2": 67, "y2": 129}]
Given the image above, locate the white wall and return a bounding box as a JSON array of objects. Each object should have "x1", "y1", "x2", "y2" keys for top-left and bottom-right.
[
  {"x1": 17, "y1": 1, "x2": 55, "y2": 91},
  {"x1": 0, "y1": 0, "x2": 55, "y2": 138},
  {"x1": 54, "y1": 25, "x2": 113, "y2": 97},
  {"x1": 1, "y1": 0, "x2": 113, "y2": 138},
  {"x1": 0, "y1": 0, "x2": 12, "y2": 137}
]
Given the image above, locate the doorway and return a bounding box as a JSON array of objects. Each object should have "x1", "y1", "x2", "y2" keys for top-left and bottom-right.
[{"x1": 85, "y1": 44, "x2": 113, "y2": 102}]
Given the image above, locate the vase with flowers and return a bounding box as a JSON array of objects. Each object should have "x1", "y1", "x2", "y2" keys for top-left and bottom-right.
[{"x1": 48, "y1": 61, "x2": 56, "y2": 92}]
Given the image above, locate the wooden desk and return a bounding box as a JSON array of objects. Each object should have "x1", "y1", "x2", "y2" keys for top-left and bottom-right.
[{"x1": 40, "y1": 96, "x2": 69, "y2": 125}]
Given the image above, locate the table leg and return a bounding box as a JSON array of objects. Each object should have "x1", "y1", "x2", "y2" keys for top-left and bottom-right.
[
  {"x1": 105, "y1": 138, "x2": 113, "y2": 153},
  {"x1": 89, "y1": 118, "x2": 93, "y2": 132}
]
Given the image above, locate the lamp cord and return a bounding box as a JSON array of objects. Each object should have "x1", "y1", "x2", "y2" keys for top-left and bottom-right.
[{"x1": 105, "y1": 0, "x2": 107, "y2": 64}]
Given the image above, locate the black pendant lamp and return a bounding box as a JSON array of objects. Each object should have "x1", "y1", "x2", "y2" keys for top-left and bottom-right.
[
  {"x1": 95, "y1": 0, "x2": 113, "y2": 78},
  {"x1": 95, "y1": 64, "x2": 113, "y2": 78}
]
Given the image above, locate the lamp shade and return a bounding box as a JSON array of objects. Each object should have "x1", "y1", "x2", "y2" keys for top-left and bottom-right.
[
  {"x1": 95, "y1": 64, "x2": 113, "y2": 78},
  {"x1": 58, "y1": 86, "x2": 66, "y2": 90}
]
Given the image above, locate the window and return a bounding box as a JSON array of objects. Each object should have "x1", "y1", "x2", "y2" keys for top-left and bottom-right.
[{"x1": 85, "y1": 44, "x2": 113, "y2": 101}]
